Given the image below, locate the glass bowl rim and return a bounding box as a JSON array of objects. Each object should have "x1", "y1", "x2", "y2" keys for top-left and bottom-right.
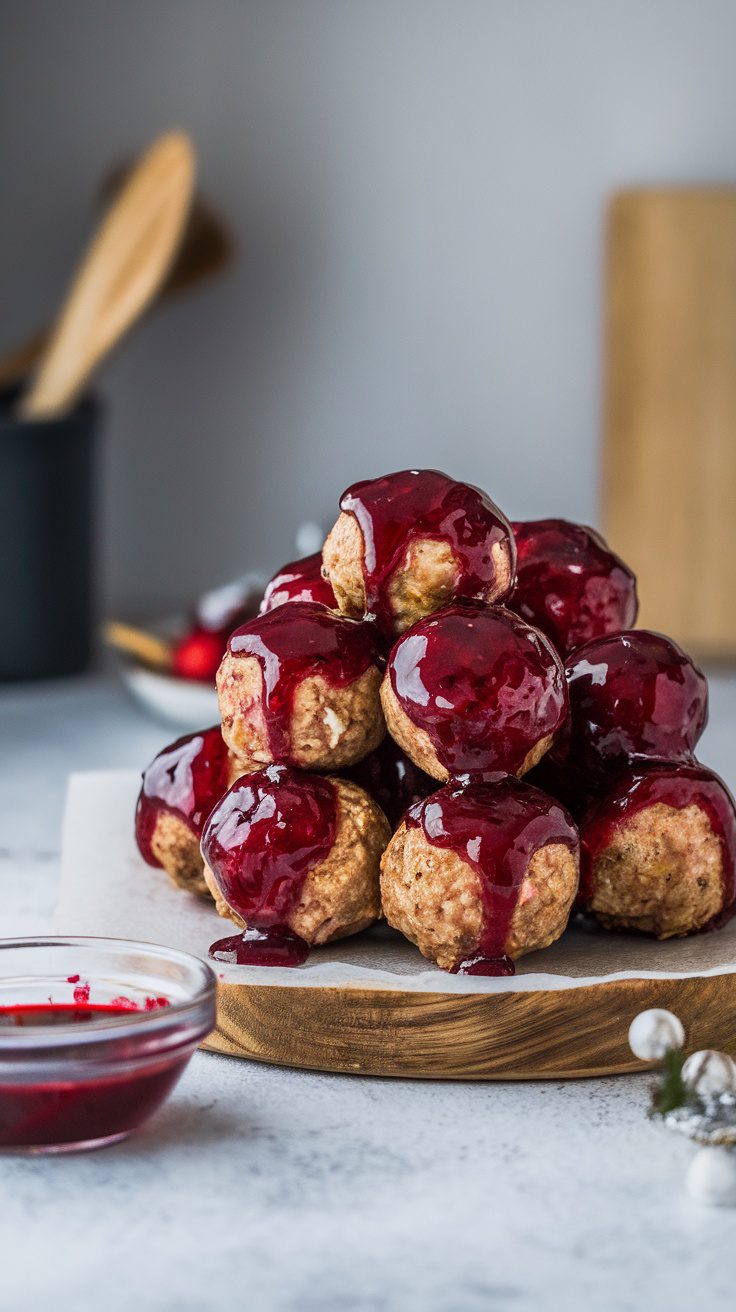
[{"x1": 0, "y1": 935, "x2": 217, "y2": 1051}]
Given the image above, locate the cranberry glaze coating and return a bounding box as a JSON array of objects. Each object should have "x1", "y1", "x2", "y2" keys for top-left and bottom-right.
[
  {"x1": 381, "y1": 603, "x2": 568, "y2": 782},
  {"x1": 557, "y1": 630, "x2": 708, "y2": 789},
  {"x1": 135, "y1": 727, "x2": 233, "y2": 895},
  {"x1": 323, "y1": 469, "x2": 516, "y2": 636},
  {"x1": 201, "y1": 765, "x2": 389, "y2": 964},
  {"x1": 510, "y1": 519, "x2": 638, "y2": 656},
  {"x1": 579, "y1": 764, "x2": 736, "y2": 938},
  {"x1": 380, "y1": 776, "x2": 579, "y2": 974},
  {"x1": 217, "y1": 601, "x2": 385, "y2": 772},
  {"x1": 259, "y1": 552, "x2": 337, "y2": 614}
]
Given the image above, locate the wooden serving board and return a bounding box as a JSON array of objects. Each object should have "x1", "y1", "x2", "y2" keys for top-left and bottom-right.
[
  {"x1": 204, "y1": 973, "x2": 736, "y2": 1080},
  {"x1": 603, "y1": 188, "x2": 736, "y2": 660},
  {"x1": 59, "y1": 773, "x2": 736, "y2": 1082}
]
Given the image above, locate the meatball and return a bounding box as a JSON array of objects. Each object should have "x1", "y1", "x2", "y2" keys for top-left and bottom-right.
[
  {"x1": 380, "y1": 777, "x2": 579, "y2": 973},
  {"x1": 579, "y1": 763, "x2": 736, "y2": 938},
  {"x1": 339, "y1": 735, "x2": 438, "y2": 828},
  {"x1": 510, "y1": 518, "x2": 638, "y2": 656},
  {"x1": 201, "y1": 765, "x2": 390, "y2": 948},
  {"x1": 135, "y1": 726, "x2": 237, "y2": 895},
  {"x1": 217, "y1": 601, "x2": 386, "y2": 772},
  {"x1": 381, "y1": 602, "x2": 568, "y2": 782},
  {"x1": 323, "y1": 469, "x2": 515, "y2": 636},
  {"x1": 554, "y1": 629, "x2": 708, "y2": 793},
  {"x1": 259, "y1": 552, "x2": 337, "y2": 613}
]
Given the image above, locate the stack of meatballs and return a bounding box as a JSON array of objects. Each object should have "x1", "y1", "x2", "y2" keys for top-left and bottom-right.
[{"x1": 135, "y1": 469, "x2": 736, "y2": 977}]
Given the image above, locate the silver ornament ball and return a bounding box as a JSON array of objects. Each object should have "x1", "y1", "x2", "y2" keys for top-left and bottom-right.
[
  {"x1": 628, "y1": 1008, "x2": 685, "y2": 1061},
  {"x1": 687, "y1": 1147, "x2": 736, "y2": 1206},
  {"x1": 682, "y1": 1050, "x2": 736, "y2": 1097}
]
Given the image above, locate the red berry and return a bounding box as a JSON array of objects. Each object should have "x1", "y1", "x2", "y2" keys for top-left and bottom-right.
[{"x1": 171, "y1": 629, "x2": 226, "y2": 682}]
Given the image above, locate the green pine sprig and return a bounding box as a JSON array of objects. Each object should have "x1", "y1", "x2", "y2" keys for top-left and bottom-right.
[{"x1": 650, "y1": 1049, "x2": 699, "y2": 1117}]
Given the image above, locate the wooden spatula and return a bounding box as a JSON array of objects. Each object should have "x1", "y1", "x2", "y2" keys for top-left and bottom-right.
[
  {"x1": 0, "y1": 173, "x2": 231, "y2": 390},
  {"x1": 18, "y1": 130, "x2": 195, "y2": 419}
]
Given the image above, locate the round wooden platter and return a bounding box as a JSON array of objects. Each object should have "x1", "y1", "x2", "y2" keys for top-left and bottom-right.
[{"x1": 201, "y1": 970, "x2": 736, "y2": 1080}]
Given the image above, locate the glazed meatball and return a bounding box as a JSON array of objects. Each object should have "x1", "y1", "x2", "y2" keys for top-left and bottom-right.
[
  {"x1": 554, "y1": 629, "x2": 709, "y2": 792},
  {"x1": 260, "y1": 552, "x2": 337, "y2": 613},
  {"x1": 579, "y1": 763, "x2": 736, "y2": 938},
  {"x1": 380, "y1": 777, "x2": 579, "y2": 973},
  {"x1": 201, "y1": 765, "x2": 390, "y2": 947},
  {"x1": 339, "y1": 735, "x2": 438, "y2": 828},
  {"x1": 510, "y1": 518, "x2": 638, "y2": 656},
  {"x1": 217, "y1": 601, "x2": 386, "y2": 772},
  {"x1": 381, "y1": 603, "x2": 568, "y2": 782},
  {"x1": 323, "y1": 469, "x2": 515, "y2": 636},
  {"x1": 135, "y1": 726, "x2": 237, "y2": 895}
]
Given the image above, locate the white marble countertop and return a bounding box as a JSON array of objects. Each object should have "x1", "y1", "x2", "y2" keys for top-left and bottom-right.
[{"x1": 3, "y1": 671, "x2": 736, "y2": 1312}]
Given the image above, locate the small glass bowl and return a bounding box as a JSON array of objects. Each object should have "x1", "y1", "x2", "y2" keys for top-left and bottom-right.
[{"x1": 0, "y1": 937, "x2": 217, "y2": 1154}]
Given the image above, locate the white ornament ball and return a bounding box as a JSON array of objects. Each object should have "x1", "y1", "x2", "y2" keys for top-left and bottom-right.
[
  {"x1": 687, "y1": 1147, "x2": 736, "y2": 1206},
  {"x1": 628, "y1": 1008, "x2": 685, "y2": 1061},
  {"x1": 295, "y1": 522, "x2": 325, "y2": 558},
  {"x1": 682, "y1": 1050, "x2": 736, "y2": 1097}
]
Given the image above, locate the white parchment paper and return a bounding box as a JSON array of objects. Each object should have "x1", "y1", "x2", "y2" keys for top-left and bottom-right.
[{"x1": 56, "y1": 771, "x2": 736, "y2": 994}]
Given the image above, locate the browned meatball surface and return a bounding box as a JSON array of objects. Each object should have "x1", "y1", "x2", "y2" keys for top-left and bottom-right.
[
  {"x1": 203, "y1": 772, "x2": 390, "y2": 946},
  {"x1": 380, "y1": 778, "x2": 579, "y2": 973},
  {"x1": 216, "y1": 602, "x2": 386, "y2": 772},
  {"x1": 580, "y1": 764, "x2": 736, "y2": 938},
  {"x1": 323, "y1": 469, "x2": 515, "y2": 636}
]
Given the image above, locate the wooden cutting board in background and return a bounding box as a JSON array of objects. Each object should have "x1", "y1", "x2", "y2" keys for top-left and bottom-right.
[{"x1": 603, "y1": 189, "x2": 736, "y2": 661}]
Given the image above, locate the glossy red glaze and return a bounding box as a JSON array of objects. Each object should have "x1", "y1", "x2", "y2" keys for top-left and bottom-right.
[
  {"x1": 209, "y1": 927, "x2": 311, "y2": 967},
  {"x1": 510, "y1": 519, "x2": 638, "y2": 656},
  {"x1": 340, "y1": 737, "x2": 437, "y2": 828},
  {"x1": 406, "y1": 777, "x2": 579, "y2": 975},
  {"x1": 260, "y1": 553, "x2": 336, "y2": 613},
  {"x1": 135, "y1": 726, "x2": 231, "y2": 868},
  {"x1": 578, "y1": 762, "x2": 736, "y2": 921},
  {"x1": 201, "y1": 765, "x2": 339, "y2": 967},
  {"x1": 388, "y1": 603, "x2": 567, "y2": 778},
  {"x1": 0, "y1": 1005, "x2": 187, "y2": 1149},
  {"x1": 226, "y1": 601, "x2": 381, "y2": 762},
  {"x1": 557, "y1": 630, "x2": 708, "y2": 788},
  {"x1": 340, "y1": 469, "x2": 515, "y2": 632}
]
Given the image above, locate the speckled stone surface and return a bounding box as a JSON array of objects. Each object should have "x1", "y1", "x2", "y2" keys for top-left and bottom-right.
[{"x1": 2, "y1": 672, "x2": 736, "y2": 1312}]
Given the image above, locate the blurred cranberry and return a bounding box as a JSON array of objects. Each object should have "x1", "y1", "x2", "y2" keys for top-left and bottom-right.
[{"x1": 171, "y1": 629, "x2": 226, "y2": 682}]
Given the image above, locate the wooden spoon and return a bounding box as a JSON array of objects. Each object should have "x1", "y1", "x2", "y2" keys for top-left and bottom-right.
[
  {"x1": 19, "y1": 131, "x2": 195, "y2": 419},
  {"x1": 0, "y1": 177, "x2": 232, "y2": 389},
  {"x1": 103, "y1": 620, "x2": 173, "y2": 673}
]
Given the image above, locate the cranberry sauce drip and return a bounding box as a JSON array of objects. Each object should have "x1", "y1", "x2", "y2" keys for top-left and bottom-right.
[
  {"x1": 227, "y1": 601, "x2": 380, "y2": 761},
  {"x1": 558, "y1": 630, "x2": 709, "y2": 788},
  {"x1": 260, "y1": 553, "x2": 337, "y2": 613},
  {"x1": 201, "y1": 765, "x2": 339, "y2": 966},
  {"x1": 135, "y1": 726, "x2": 231, "y2": 868},
  {"x1": 209, "y1": 928, "x2": 311, "y2": 967},
  {"x1": 510, "y1": 519, "x2": 639, "y2": 657},
  {"x1": 388, "y1": 603, "x2": 567, "y2": 777},
  {"x1": 340, "y1": 469, "x2": 515, "y2": 632},
  {"x1": 578, "y1": 763, "x2": 736, "y2": 917},
  {"x1": 407, "y1": 777, "x2": 579, "y2": 975},
  {"x1": 340, "y1": 736, "x2": 438, "y2": 828}
]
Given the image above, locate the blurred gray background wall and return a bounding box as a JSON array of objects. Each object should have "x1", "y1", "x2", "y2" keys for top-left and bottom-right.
[{"x1": 1, "y1": 0, "x2": 735, "y2": 616}]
